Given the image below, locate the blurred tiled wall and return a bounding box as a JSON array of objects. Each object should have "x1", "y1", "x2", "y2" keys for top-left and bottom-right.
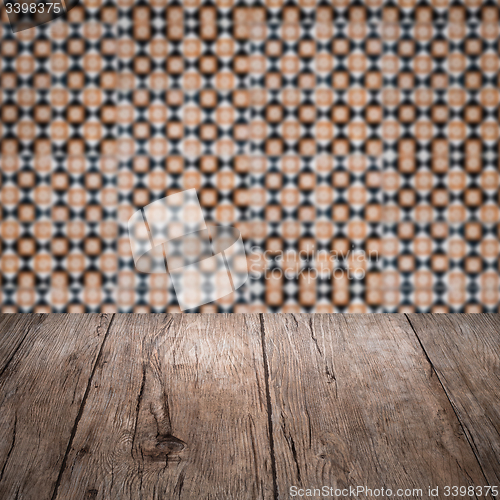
[{"x1": 0, "y1": 0, "x2": 499, "y2": 312}]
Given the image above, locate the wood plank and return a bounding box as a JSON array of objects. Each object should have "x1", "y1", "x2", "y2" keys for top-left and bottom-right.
[
  {"x1": 53, "y1": 314, "x2": 274, "y2": 500},
  {"x1": 0, "y1": 313, "x2": 113, "y2": 500},
  {"x1": 0, "y1": 314, "x2": 48, "y2": 375},
  {"x1": 406, "y1": 314, "x2": 500, "y2": 488},
  {"x1": 262, "y1": 314, "x2": 492, "y2": 499}
]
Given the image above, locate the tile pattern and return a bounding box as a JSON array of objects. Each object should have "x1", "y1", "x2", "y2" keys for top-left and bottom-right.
[
  {"x1": 248, "y1": 10, "x2": 384, "y2": 312},
  {"x1": 0, "y1": 7, "x2": 118, "y2": 312},
  {"x1": 382, "y1": 4, "x2": 500, "y2": 312},
  {"x1": 0, "y1": 0, "x2": 499, "y2": 312},
  {"x1": 115, "y1": 1, "x2": 253, "y2": 311}
]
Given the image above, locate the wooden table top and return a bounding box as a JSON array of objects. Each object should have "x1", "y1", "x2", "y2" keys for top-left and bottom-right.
[{"x1": 0, "y1": 314, "x2": 498, "y2": 500}]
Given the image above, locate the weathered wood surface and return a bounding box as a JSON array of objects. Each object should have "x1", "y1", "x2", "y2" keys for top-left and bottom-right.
[
  {"x1": 0, "y1": 313, "x2": 498, "y2": 500},
  {"x1": 261, "y1": 314, "x2": 493, "y2": 499},
  {"x1": 0, "y1": 314, "x2": 47, "y2": 376},
  {"x1": 53, "y1": 314, "x2": 274, "y2": 500},
  {"x1": 0, "y1": 314, "x2": 113, "y2": 500},
  {"x1": 407, "y1": 314, "x2": 500, "y2": 488}
]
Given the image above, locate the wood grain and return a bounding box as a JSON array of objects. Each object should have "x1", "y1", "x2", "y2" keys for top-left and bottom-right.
[
  {"x1": 0, "y1": 313, "x2": 113, "y2": 500},
  {"x1": 407, "y1": 314, "x2": 500, "y2": 488},
  {"x1": 261, "y1": 314, "x2": 492, "y2": 499},
  {"x1": 52, "y1": 314, "x2": 274, "y2": 500},
  {"x1": 0, "y1": 314, "x2": 47, "y2": 376},
  {"x1": 1, "y1": 313, "x2": 499, "y2": 500}
]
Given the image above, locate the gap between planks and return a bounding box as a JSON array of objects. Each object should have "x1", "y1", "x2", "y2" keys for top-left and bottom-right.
[
  {"x1": 50, "y1": 314, "x2": 116, "y2": 500},
  {"x1": 260, "y1": 314, "x2": 279, "y2": 500},
  {"x1": 404, "y1": 314, "x2": 497, "y2": 492}
]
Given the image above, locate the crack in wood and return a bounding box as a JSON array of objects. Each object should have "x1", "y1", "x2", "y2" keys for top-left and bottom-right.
[
  {"x1": 141, "y1": 384, "x2": 186, "y2": 461},
  {"x1": 50, "y1": 313, "x2": 115, "y2": 500},
  {"x1": 132, "y1": 364, "x2": 147, "y2": 460},
  {"x1": 278, "y1": 410, "x2": 303, "y2": 485},
  {"x1": 405, "y1": 314, "x2": 492, "y2": 493},
  {"x1": 175, "y1": 470, "x2": 185, "y2": 499},
  {"x1": 259, "y1": 314, "x2": 279, "y2": 500},
  {"x1": 150, "y1": 394, "x2": 172, "y2": 440},
  {"x1": 0, "y1": 414, "x2": 16, "y2": 485},
  {"x1": 133, "y1": 317, "x2": 189, "y2": 467},
  {"x1": 289, "y1": 433, "x2": 302, "y2": 484},
  {"x1": 308, "y1": 317, "x2": 323, "y2": 358},
  {"x1": 290, "y1": 314, "x2": 300, "y2": 329},
  {"x1": 289, "y1": 433, "x2": 301, "y2": 484},
  {"x1": 307, "y1": 317, "x2": 337, "y2": 393},
  {"x1": 325, "y1": 365, "x2": 336, "y2": 384},
  {"x1": 253, "y1": 352, "x2": 265, "y2": 414}
]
